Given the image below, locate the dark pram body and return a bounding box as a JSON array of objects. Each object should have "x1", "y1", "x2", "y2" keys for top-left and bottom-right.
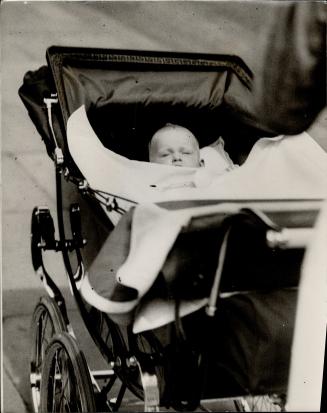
[{"x1": 19, "y1": 44, "x2": 324, "y2": 412}]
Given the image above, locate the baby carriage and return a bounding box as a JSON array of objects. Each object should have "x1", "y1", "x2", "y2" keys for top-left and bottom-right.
[{"x1": 19, "y1": 43, "x2": 326, "y2": 413}]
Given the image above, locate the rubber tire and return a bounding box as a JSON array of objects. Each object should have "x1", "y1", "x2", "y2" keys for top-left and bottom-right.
[
  {"x1": 40, "y1": 332, "x2": 96, "y2": 413},
  {"x1": 30, "y1": 296, "x2": 67, "y2": 413}
]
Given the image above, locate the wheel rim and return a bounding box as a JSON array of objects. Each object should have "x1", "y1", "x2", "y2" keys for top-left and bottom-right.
[
  {"x1": 40, "y1": 333, "x2": 96, "y2": 413},
  {"x1": 31, "y1": 307, "x2": 57, "y2": 412},
  {"x1": 46, "y1": 346, "x2": 85, "y2": 412},
  {"x1": 31, "y1": 299, "x2": 67, "y2": 413}
]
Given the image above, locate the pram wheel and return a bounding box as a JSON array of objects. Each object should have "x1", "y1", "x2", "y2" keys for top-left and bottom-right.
[
  {"x1": 130, "y1": 331, "x2": 165, "y2": 399},
  {"x1": 30, "y1": 295, "x2": 68, "y2": 413},
  {"x1": 241, "y1": 394, "x2": 286, "y2": 411},
  {"x1": 40, "y1": 332, "x2": 96, "y2": 413}
]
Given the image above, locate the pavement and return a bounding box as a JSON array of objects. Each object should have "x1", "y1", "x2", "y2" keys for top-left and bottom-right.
[{"x1": 2, "y1": 288, "x2": 70, "y2": 413}]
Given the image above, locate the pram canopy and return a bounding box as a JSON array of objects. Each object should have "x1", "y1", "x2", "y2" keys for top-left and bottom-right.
[{"x1": 19, "y1": 46, "x2": 272, "y2": 170}]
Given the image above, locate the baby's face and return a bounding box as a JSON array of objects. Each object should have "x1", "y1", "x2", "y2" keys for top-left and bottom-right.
[{"x1": 149, "y1": 126, "x2": 201, "y2": 167}]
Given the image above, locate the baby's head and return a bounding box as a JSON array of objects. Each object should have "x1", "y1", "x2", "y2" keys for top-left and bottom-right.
[{"x1": 149, "y1": 123, "x2": 203, "y2": 167}]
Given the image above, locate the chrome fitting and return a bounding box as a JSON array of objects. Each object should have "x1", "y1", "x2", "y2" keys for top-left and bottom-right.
[
  {"x1": 266, "y1": 229, "x2": 289, "y2": 249},
  {"x1": 54, "y1": 147, "x2": 64, "y2": 166},
  {"x1": 78, "y1": 179, "x2": 89, "y2": 192},
  {"x1": 126, "y1": 356, "x2": 138, "y2": 368},
  {"x1": 115, "y1": 357, "x2": 122, "y2": 368},
  {"x1": 105, "y1": 196, "x2": 117, "y2": 212},
  {"x1": 63, "y1": 167, "x2": 70, "y2": 178},
  {"x1": 43, "y1": 96, "x2": 58, "y2": 108},
  {"x1": 205, "y1": 305, "x2": 216, "y2": 317}
]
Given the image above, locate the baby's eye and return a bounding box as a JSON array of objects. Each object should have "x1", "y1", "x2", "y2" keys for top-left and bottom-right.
[
  {"x1": 182, "y1": 151, "x2": 192, "y2": 155},
  {"x1": 160, "y1": 153, "x2": 169, "y2": 158}
]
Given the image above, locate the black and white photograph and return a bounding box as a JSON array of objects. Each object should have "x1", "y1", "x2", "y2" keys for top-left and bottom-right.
[{"x1": 1, "y1": 1, "x2": 327, "y2": 412}]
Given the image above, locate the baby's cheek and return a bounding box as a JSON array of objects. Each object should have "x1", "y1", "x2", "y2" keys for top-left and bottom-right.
[{"x1": 161, "y1": 157, "x2": 172, "y2": 165}]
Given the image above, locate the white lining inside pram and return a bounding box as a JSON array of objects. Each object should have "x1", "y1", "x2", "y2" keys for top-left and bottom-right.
[
  {"x1": 68, "y1": 105, "x2": 327, "y2": 206},
  {"x1": 67, "y1": 105, "x2": 327, "y2": 332}
]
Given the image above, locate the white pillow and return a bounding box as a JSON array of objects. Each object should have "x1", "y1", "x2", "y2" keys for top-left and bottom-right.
[{"x1": 200, "y1": 137, "x2": 236, "y2": 174}]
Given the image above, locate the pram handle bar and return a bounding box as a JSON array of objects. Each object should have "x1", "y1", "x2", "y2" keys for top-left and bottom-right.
[
  {"x1": 266, "y1": 227, "x2": 312, "y2": 249},
  {"x1": 206, "y1": 208, "x2": 313, "y2": 317},
  {"x1": 207, "y1": 228, "x2": 312, "y2": 316}
]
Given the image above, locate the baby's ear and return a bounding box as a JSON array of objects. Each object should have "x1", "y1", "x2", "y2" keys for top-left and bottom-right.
[{"x1": 200, "y1": 159, "x2": 205, "y2": 167}]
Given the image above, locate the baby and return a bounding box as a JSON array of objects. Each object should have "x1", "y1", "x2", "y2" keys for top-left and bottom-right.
[
  {"x1": 149, "y1": 123, "x2": 204, "y2": 168},
  {"x1": 148, "y1": 123, "x2": 235, "y2": 190}
]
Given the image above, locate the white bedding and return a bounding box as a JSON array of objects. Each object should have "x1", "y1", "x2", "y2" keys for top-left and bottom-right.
[{"x1": 67, "y1": 105, "x2": 327, "y2": 205}]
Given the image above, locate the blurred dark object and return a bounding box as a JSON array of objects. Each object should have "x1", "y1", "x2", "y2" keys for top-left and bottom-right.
[{"x1": 253, "y1": 2, "x2": 326, "y2": 135}]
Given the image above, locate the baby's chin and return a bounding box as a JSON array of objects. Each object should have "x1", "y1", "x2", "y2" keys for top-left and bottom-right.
[
  {"x1": 172, "y1": 162, "x2": 198, "y2": 167},
  {"x1": 173, "y1": 164, "x2": 201, "y2": 168}
]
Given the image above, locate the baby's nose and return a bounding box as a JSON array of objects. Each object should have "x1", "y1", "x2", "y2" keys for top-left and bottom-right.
[{"x1": 172, "y1": 152, "x2": 182, "y2": 161}]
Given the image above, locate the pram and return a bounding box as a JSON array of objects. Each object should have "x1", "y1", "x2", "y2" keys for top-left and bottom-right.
[{"x1": 19, "y1": 45, "x2": 326, "y2": 412}]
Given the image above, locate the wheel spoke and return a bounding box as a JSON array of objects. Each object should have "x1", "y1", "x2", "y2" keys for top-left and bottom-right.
[
  {"x1": 53, "y1": 350, "x2": 61, "y2": 412},
  {"x1": 244, "y1": 394, "x2": 284, "y2": 412},
  {"x1": 40, "y1": 333, "x2": 96, "y2": 412},
  {"x1": 31, "y1": 298, "x2": 68, "y2": 413},
  {"x1": 57, "y1": 350, "x2": 68, "y2": 411},
  {"x1": 40, "y1": 312, "x2": 50, "y2": 365}
]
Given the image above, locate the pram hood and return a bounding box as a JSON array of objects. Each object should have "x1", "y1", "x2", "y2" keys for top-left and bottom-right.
[{"x1": 19, "y1": 46, "x2": 261, "y2": 169}]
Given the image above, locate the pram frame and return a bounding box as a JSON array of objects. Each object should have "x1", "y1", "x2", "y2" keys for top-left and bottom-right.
[
  {"x1": 24, "y1": 46, "x2": 322, "y2": 412},
  {"x1": 31, "y1": 170, "x2": 165, "y2": 412}
]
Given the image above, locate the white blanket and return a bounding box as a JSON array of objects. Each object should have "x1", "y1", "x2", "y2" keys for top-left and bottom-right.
[
  {"x1": 67, "y1": 105, "x2": 327, "y2": 204},
  {"x1": 118, "y1": 202, "x2": 241, "y2": 332}
]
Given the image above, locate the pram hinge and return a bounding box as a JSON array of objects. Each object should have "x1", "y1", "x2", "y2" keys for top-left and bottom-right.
[{"x1": 43, "y1": 94, "x2": 64, "y2": 166}]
